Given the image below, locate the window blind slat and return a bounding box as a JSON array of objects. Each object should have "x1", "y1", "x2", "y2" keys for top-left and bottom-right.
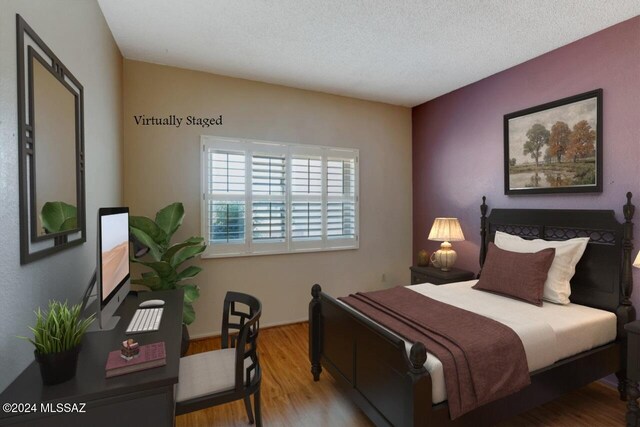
[
  {"x1": 208, "y1": 150, "x2": 246, "y2": 195},
  {"x1": 252, "y1": 202, "x2": 286, "y2": 241},
  {"x1": 327, "y1": 202, "x2": 356, "y2": 238},
  {"x1": 209, "y1": 201, "x2": 246, "y2": 243},
  {"x1": 327, "y1": 159, "x2": 355, "y2": 196},
  {"x1": 291, "y1": 202, "x2": 322, "y2": 240},
  {"x1": 252, "y1": 155, "x2": 286, "y2": 195},
  {"x1": 291, "y1": 157, "x2": 322, "y2": 196}
]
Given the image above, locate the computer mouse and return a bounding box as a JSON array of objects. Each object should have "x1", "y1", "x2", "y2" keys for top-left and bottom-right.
[{"x1": 139, "y1": 299, "x2": 165, "y2": 308}]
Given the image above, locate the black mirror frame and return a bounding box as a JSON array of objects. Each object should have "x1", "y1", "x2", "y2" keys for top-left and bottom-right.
[{"x1": 16, "y1": 14, "x2": 86, "y2": 264}]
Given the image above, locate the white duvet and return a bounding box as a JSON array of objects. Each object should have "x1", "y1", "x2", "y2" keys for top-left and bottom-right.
[{"x1": 339, "y1": 280, "x2": 617, "y2": 404}]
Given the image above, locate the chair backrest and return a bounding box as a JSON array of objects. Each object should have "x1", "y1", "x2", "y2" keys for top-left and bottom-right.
[{"x1": 221, "y1": 291, "x2": 262, "y2": 391}]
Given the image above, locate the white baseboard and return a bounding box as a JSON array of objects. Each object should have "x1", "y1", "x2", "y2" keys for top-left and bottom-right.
[{"x1": 188, "y1": 317, "x2": 308, "y2": 340}]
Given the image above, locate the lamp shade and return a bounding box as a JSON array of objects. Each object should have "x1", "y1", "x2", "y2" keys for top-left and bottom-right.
[
  {"x1": 634, "y1": 251, "x2": 640, "y2": 268},
  {"x1": 428, "y1": 218, "x2": 465, "y2": 242}
]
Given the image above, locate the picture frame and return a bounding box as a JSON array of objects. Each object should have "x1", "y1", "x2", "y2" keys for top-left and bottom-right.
[{"x1": 504, "y1": 89, "x2": 602, "y2": 195}]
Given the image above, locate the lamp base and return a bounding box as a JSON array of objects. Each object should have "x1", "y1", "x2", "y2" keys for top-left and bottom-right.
[{"x1": 432, "y1": 241, "x2": 457, "y2": 271}]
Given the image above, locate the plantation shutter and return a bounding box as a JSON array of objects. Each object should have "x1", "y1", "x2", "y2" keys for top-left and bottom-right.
[
  {"x1": 326, "y1": 151, "x2": 358, "y2": 248},
  {"x1": 201, "y1": 136, "x2": 358, "y2": 258},
  {"x1": 203, "y1": 142, "x2": 248, "y2": 255},
  {"x1": 251, "y1": 151, "x2": 287, "y2": 253},
  {"x1": 290, "y1": 149, "x2": 324, "y2": 250}
]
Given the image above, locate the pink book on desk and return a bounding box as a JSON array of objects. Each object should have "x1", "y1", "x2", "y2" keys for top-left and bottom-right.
[{"x1": 105, "y1": 341, "x2": 166, "y2": 378}]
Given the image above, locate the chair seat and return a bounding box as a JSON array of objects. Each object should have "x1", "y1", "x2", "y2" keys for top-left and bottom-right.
[
  {"x1": 177, "y1": 348, "x2": 235, "y2": 402},
  {"x1": 177, "y1": 348, "x2": 254, "y2": 403}
]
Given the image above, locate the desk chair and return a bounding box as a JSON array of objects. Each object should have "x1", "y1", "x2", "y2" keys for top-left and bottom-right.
[{"x1": 176, "y1": 292, "x2": 262, "y2": 426}]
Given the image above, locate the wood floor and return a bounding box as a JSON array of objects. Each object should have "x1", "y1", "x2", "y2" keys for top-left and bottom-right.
[{"x1": 176, "y1": 322, "x2": 628, "y2": 426}]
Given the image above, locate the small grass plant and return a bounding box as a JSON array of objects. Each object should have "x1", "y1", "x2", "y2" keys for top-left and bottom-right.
[{"x1": 20, "y1": 301, "x2": 95, "y2": 354}]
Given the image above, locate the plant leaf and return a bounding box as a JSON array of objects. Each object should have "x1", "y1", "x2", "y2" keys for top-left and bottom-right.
[
  {"x1": 131, "y1": 276, "x2": 162, "y2": 291},
  {"x1": 170, "y1": 243, "x2": 206, "y2": 268},
  {"x1": 40, "y1": 202, "x2": 77, "y2": 233},
  {"x1": 176, "y1": 266, "x2": 202, "y2": 281},
  {"x1": 178, "y1": 284, "x2": 200, "y2": 304},
  {"x1": 59, "y1": 217, "x2": 78, "y2": 231},
  {"x1": 20, "y1": 300, "x2": 92, "y2": 354},
  {"x1": 155, "y1": 203, "x2": 184, "y2": 242},
  {"x1": 129, "y1": 227, "x2": 162, "y2": 261},
  {"x1": 132, "y1": 260, "x2": 175, "y2": 278},
  {"x1": 182, "y1": 302, "x2": 196, "y2": 325},
  {"x1": 162, "y1": 237, "x2": 204, "y2": 263},
  {"x1": 129, "y1": 216, "x2": 167, "y2": 245},
  {"x1": 130, "y1": 261, "x2": 178, "y2": 290}
]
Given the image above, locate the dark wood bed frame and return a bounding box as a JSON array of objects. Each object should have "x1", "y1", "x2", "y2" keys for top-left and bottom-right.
[{"x1": 309, "y1": 193, "x2": 636, "y2": 426}]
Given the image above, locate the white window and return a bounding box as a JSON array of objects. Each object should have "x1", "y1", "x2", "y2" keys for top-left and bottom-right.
[{"x1": 201, "y1": 136, "x2": 359, "y2": 258}]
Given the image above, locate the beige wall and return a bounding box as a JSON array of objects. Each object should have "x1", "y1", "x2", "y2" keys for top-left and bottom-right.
[
  {"x1": 123, "y1": 60, "x2": 412, "y2": 338},
  {"x1": 0, "y1": 0, "x2": 123, "y2": 390}
]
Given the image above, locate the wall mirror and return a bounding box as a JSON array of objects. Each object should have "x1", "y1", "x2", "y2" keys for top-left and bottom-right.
[{"x1": 17, "y1": 14, "x2": 86, "y2": 264}]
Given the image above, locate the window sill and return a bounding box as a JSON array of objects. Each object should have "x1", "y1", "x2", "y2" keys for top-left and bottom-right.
[{"x1": 201, "y1": 244, "x2": 359, "y2": 259}]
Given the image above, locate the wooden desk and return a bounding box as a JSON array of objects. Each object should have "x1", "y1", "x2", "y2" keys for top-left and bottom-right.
[{"x1": 0, "y1": 290, "x2": 183, "y2": 427}]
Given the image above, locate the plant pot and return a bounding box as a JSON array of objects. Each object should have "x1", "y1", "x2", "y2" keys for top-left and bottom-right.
[
  {"x1": 34, "y1": 345, "x2": 81, "y2": 385},
  {"x1": 181, "y1": 324, "x2": 190, "y2": 356}
]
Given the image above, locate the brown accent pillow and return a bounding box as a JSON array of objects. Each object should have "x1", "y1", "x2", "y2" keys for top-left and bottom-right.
[{"x1": 473, "y1": 242, "x2": 556, "y2": 306}]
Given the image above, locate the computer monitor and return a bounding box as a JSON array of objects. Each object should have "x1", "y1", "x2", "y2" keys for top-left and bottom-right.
[{"x1": 97, "y1": 207, "x2": 131, "y2": 329}]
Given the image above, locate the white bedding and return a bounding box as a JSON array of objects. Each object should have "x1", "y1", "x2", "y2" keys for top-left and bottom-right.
[{"x1": 338, "y1": 280, "x2": 616, "y2": 404}]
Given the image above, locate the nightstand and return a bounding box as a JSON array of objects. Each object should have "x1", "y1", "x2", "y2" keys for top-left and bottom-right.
[
  {"x1": 625, "y1": 320, "x2": 640, "y2": 427},
  {"x1": 410, "y1": 266, "x2": 475, "y2": 285}
]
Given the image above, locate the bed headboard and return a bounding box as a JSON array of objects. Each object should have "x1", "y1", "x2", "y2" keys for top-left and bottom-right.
[{"x1": 479, "y1": 194, "x2": 635, "y2": 321}]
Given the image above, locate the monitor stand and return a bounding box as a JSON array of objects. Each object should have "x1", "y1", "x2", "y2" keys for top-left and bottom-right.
[
  {"x1": 84, "y1": 298, "x2": 122, "y2": 332},
  {"x1": 82, "y1": 273, "x2": 123, "y2": 333},
  {"x1": 99, "y1": 315, "x2": 121, "y2": 331}
]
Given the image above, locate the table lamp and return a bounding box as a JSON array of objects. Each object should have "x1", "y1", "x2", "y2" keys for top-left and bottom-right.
[{"x1": 428, "y1": 218, "x2": 465, "y2": 271}]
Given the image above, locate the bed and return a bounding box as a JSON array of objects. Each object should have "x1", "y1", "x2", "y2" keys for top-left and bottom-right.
[{"x1": 308, "y1": 194, "x2": 636, "y2": 426}]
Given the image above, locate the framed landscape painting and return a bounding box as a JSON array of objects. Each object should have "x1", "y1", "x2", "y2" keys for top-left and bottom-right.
[{"x1": 504, "y1": 89, "x2": 602, "y2": 195}]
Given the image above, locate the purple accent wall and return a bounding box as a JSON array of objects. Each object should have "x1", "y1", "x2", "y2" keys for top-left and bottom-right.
[{"x1": 413, "y1": 17, "x2": 640, "y2": 307}]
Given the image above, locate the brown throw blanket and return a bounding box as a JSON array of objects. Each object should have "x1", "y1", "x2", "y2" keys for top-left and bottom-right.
[{"x1": 339, "y1": 286, "x2": 530, "y2": 420}]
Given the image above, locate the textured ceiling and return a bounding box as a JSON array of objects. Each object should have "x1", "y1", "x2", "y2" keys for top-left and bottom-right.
[{"x1": 98, "y1": 1, "x2": 639, "y2": 107}]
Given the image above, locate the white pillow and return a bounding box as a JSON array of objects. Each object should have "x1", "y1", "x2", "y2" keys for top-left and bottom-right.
[{"x1": 493, "y1": 231, "x2": 589, "y2": 305}]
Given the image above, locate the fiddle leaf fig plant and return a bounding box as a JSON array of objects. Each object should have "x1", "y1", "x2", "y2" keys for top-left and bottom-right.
[{"x1": 129, "y1": 203, "x2": 206, "y2": 325}]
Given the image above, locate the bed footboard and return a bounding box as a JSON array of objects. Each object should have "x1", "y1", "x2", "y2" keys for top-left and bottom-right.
[
  {"x1": 309, "y1": 284, "x2": 437, "y2": 427},
  {"x1": 308, "y1": 285, "x2": 625, "y2": 427}
]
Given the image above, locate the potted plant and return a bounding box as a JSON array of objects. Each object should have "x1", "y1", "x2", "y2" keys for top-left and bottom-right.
[
  {"x1": 20, "y1": 301, "x2": 95, "y2": 385},
  {"x1": 128, "y1": 202, "x2": 206, "y2": 355}
]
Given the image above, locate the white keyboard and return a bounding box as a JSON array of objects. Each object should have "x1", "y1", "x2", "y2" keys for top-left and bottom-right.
[{"x1": 126, "y1": 308, "x2": 164, "y2": 334}]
